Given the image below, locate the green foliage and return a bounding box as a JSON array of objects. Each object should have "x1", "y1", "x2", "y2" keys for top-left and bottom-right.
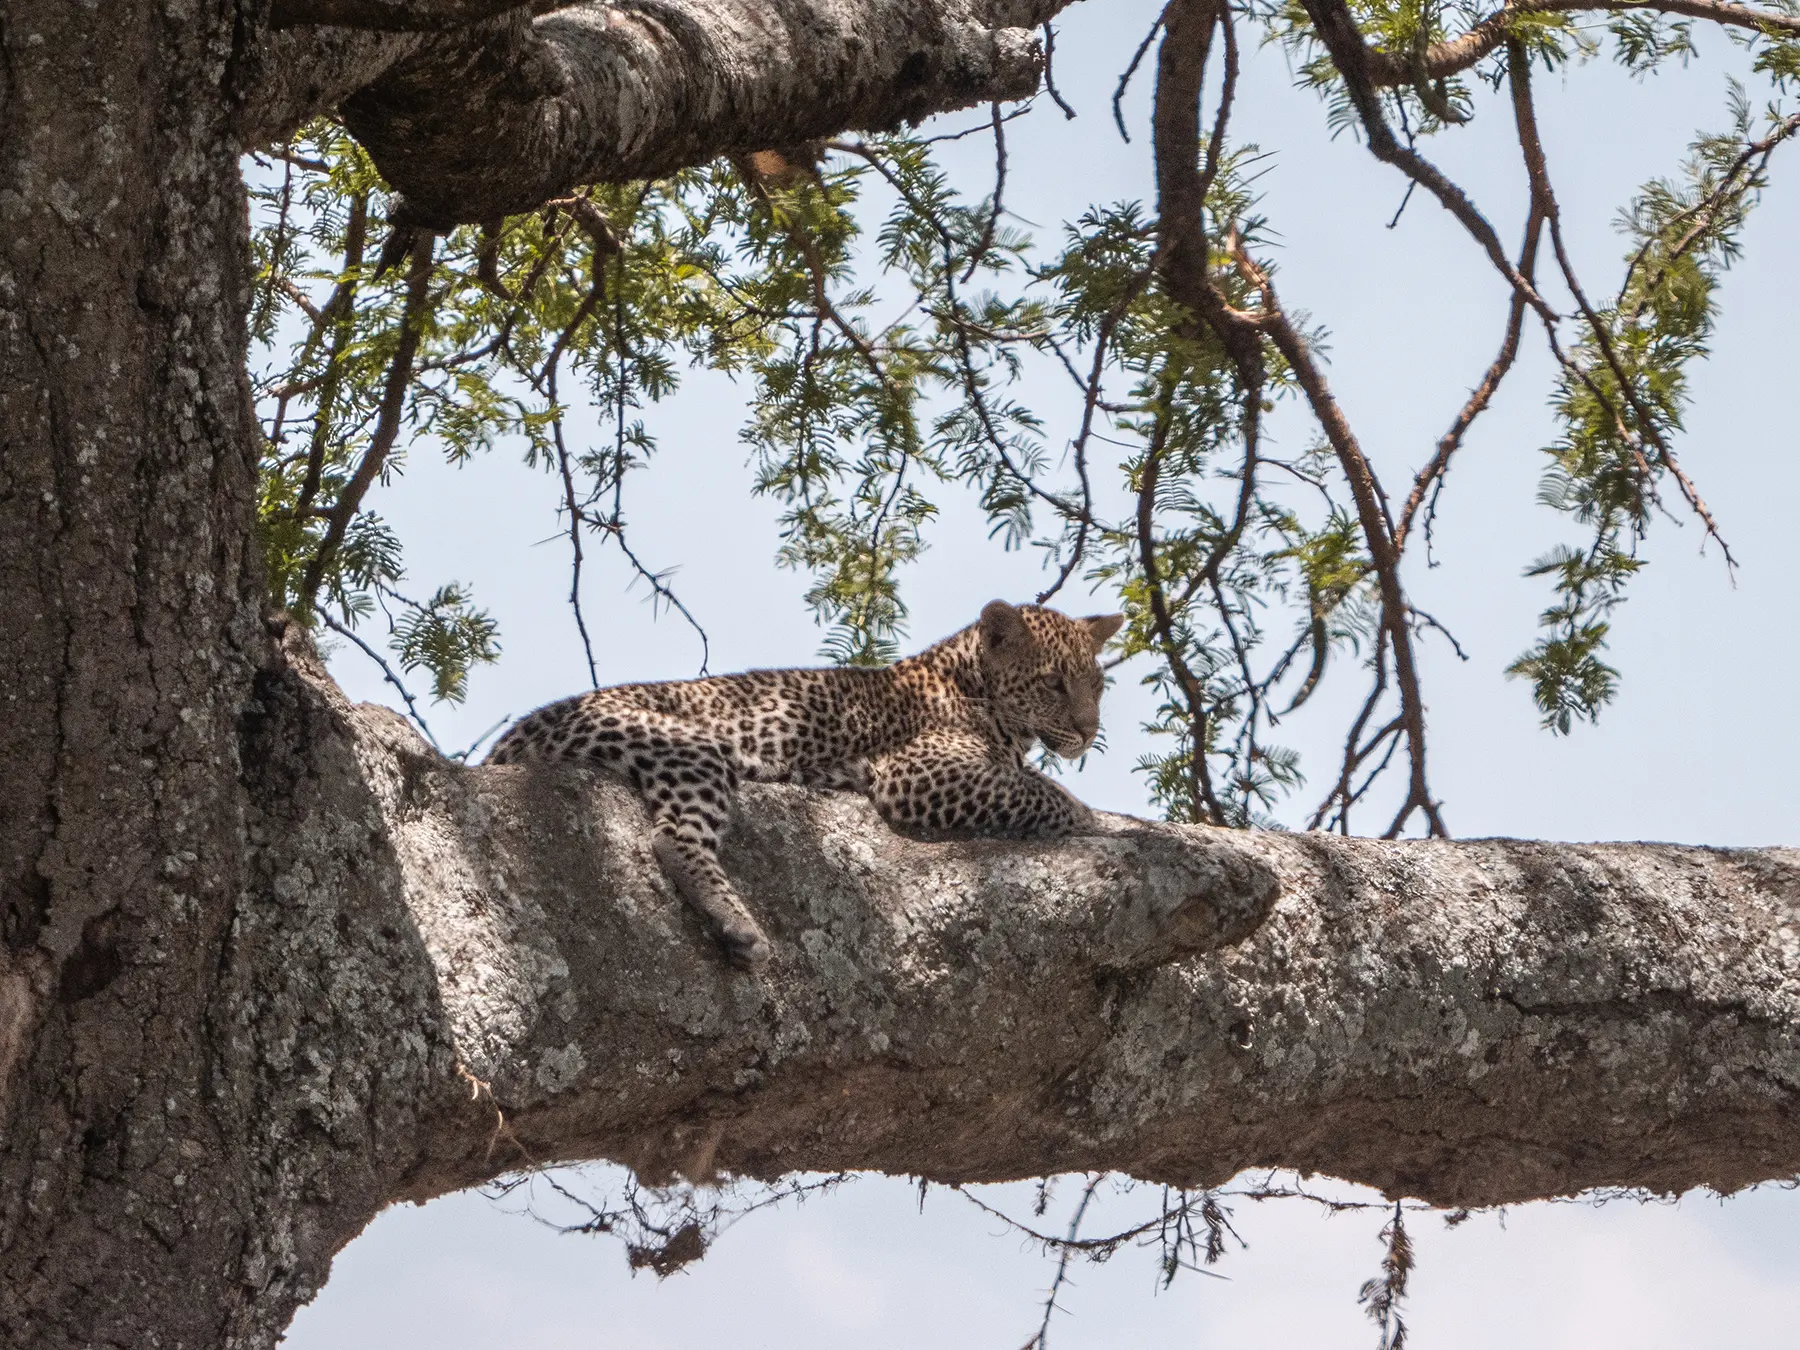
[
  {"x1": 1609, "y1": 12, "x2": 1696, "y2": 77},
  {"x1": 246, "y1": 8, "x2": 1793, "y2": 824},
  {"x1": 1506, "y1": 545, "x2": 1637, "y2": 733},
  {"x1": 391, "y1": 585, "x2": 502, "y2": 704},
  {"x1": 1513, "y1": 86, "x2": 1792, "y2": 730},
  {"x1": 1731, "y1": 0, "x2": 1800, "y2": 86}
]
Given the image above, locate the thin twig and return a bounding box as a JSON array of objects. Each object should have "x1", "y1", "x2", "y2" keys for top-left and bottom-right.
[
  {"x1": 960, "y1": 103, "x2": 1009, "y2": 283},
  {"x1": 1042, "y1": 22, "x2": 1079, "y2": 120},
  {"x1": 1023, "y1": 1175, "x2": 1104, "y2": 1350},
  {"x1": 1036, "y1": 267, "x2": 1155, "y2": 604},
  {"x1": 1114, "y1": 12, "x2": 1168, "y2": 143},
  {"x1": 1139, "y1": 377, "x2": 1229, "y2": 825},
  {"x1": 294, "y1": 192, "x2": 369, "y2": 522},
  {"x1": 1397, "y1": 43, "x2": 1549, "y2": 555},
  {"x1": 1299, "y1": 0, "x2": 1557, "y2": 326},
  {"x1": 316, "y1": 609, "x2": 442, "y2": 750},
  {"x1": 549, "y1": 369, "x2": 601, "y2": 689}
]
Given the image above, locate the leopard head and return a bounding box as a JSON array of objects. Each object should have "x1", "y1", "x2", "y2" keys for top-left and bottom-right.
[{"x1": 977, "y1": 600, "x2": 1124, "y2": 757}]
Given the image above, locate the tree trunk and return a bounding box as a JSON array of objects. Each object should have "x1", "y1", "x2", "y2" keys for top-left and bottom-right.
[{"x1": 2, "y1": 3, "x2": 1798, "y2": 1348}]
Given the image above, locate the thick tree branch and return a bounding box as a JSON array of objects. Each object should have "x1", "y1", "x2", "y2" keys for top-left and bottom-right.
[
  {"x1": 12, "y1": 0, "x2": 1798, "y2": 1345},
  {"x1": 270, "y1": 0, "x2": 543, "y2": 30},
  {"x1": 291, "y1": 642, "x2": 1800, "y2": 1208},
  {"x1": 320, "y1": 0, "x2": 1073, "y2": 226}
]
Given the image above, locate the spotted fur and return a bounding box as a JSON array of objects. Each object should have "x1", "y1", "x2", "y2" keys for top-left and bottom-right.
[{"x1": 484, "y1": 600, "x2": 1124, "y2": 969}]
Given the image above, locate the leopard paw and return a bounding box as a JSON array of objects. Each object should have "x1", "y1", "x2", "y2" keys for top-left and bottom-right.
[{"x1": 719, "y1": 919, "x2": 773, "y2": 972}]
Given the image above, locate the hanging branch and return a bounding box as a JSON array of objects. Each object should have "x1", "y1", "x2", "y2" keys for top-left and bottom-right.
[
  {"x1": 1041, "y1": 22, "x2": 1079, "y2": 120},
  {"x1": 1114, "y1": 12, "x2": 1167, "y2": 142},
  {"x1": 1224, "y1": 232, "x2": 1446, "y2": 837},
  {"x1": 1138, "y1": 0, "x2": 1294, "y2": 825},
  {"x1": 1618, "y1": 111, "x2": 1800, "y2": 324},
  {"x1": 299, "y1": 225, "x2": 437, "y2": 611},
  {"x1": 1021, "y1": 1174, "x2": 1103, "y2": 1350},
  {"x1": 1034, "y1": 265, "x2": 1151, "y2": 605},
  {"x1": 1397, "y1": 44, "x2": 1549, "y2": 557},
  {"x1": 1297, "y1": 0, "x2": 1557, "y2": 325},
  {"x1": 549, "y1": 367, "x2": 602, "y2": 689},
  {"x1": 292, "y1": 191, "x2": 370, "y2": 522},
  {"x1": 1358, "y1": 1201, "x2": 1414, "y2": 1350},
  {"x1": 316, "y1": 609, "x2": 443, "y2": 750},
  {"x1": 832, "y1": 139, "x2": 1091, "y2": 521},
  {"x1": 960, "y1": 102, "x2": 1010, "y2": 283},
  {"x1": 1139, "y1": 384, "x2": 1230, "y2": 825}
]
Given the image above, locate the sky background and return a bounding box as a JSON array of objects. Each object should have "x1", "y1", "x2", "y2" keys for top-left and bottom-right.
[{"x1": 280, "y1": 2, "x2": 1800, "y2": 1344}]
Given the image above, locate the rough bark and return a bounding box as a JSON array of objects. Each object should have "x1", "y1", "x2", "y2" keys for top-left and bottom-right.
[
  {"x1": 243, "y1": 0, "x2": 1075, "y2": 222},
  {"x1": 308, "y1": 655, "x2": 1800, "y2": 1207},
  {"x1": 0, "y1": 0, "x2": 276, "y2": 1342},
  {"x1": 3, "y1": 0, "x2": 1799, "y2": 1347}
]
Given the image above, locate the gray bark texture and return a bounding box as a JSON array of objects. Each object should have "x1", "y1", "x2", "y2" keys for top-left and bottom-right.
[
  {"x1": 247, "y1": 0, "x2": 1072, "y2": 223},
  {"x1": 0, "y1": 0, "x2": 1797, "y2": 1347}
]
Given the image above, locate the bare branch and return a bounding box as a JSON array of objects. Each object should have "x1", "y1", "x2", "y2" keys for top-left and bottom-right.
[
  {"x1": 1224, "y1": 234, "x2": 1445, "y2": 837},
  {"x1": 960, "y1": 103, "x2": 1009, "y2": 283},
  {"x1": 1040, "y1": 21, "x2": 1079, "y2": 120},
  {"x1": 299, "y1": 227, "x2": 436, "y2": 611},
  {"x1": 1034, "y1": 268, "x2": 1147, "y2": 606},
  {"x1": 1020, "y1": 1174, "x2": 1102, "y2": 1349},
  {"x1": 1297, "y1": 0, "x2": 1557, "y2": 325},
  {"x1": 1396, "y1": 44, "x2": 1549, "y2": 555},
  {"x1": 1113, "y1": 11, "x2": 1167, "y2": 143},
  {"x1": 549, "y1": 373, "x2": 602, "y2": 690},
  {"x1": 316, "y1": 609, "x2": 445, "y2": 748}
]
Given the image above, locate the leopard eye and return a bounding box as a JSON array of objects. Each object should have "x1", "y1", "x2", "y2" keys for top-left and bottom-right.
[{"x1": 1040, "y1": 672, "x2": 1066, "y2": 694}]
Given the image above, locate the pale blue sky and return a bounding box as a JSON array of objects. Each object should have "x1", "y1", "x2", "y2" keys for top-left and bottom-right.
[{"x1": 282, "y1": 3, "x2": 1800, "y2": 1344}]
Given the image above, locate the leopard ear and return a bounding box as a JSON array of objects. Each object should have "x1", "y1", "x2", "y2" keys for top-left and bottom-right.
[
  {"x1": 1082, "y1": 613, "x2": 1125, "y2": 652},
  {"x1": 979, "y1": 599, "x2": 1030, "y2": 654}
]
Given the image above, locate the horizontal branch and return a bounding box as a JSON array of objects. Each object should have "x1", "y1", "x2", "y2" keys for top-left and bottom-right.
[
  {"x1": 269, "y1": 0, "x2": 541, "y2": 31},
  {"x1": 270, "y1": 643, "x2": 1800, "y2": 1212},
  {"x1": 323, "y1": 0, "x2": 1072, "y2": 225},
  {"x1": 1364, "y1": 0, "x2": 1800, "y2": 87}
]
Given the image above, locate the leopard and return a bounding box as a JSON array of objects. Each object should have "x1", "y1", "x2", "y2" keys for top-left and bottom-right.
[{"x1": 483, "y1": 600, "x2": 1125, "y2": 971}]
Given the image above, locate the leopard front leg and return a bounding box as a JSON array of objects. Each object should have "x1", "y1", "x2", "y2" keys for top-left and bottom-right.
[{"x1": 868, "y1": 732, "x2": 1095, "y2": 838}]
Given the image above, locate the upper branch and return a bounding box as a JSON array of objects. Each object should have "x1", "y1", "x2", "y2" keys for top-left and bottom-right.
[
  {"x1": 1298, "y1": 0, "x2": 1553, "y2": 318},
  {"x1": 324, "y1": 0, "x2": 1074, "y2": 226},
  {"x1": 1363, "y1": 0, "x2": 1800, "y2": 86},
  {"x1": 270, "y1": 0, "x2": 549, "y2": 31}
]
